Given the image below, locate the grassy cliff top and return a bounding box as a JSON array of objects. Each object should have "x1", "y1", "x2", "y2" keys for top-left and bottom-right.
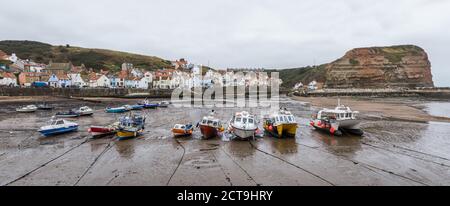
[{"x1": 0, "y1": 40, "x2": 173, "y2": 71}]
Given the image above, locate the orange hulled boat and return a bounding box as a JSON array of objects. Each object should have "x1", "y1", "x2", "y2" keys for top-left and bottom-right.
[{"x1": 199, "y1": 112, "x2": 224, "y2": 139}]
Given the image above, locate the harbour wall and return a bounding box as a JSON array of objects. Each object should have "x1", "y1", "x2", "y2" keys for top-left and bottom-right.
[
  {"x1": 294, "y1": 88, "x2": 450, "y2": 99},
  {"x1": 0, "y1": 87, "x2": 174, "y2": 98}
]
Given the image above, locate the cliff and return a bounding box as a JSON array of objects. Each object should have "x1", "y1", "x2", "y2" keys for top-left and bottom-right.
[{"x1": 323, "y1": 45, "x2": 434, "y2": 89}]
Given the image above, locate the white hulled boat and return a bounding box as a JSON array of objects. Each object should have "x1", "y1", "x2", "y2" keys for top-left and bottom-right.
[
  {"x1": 310, "y1": 99, "x2": 363, "y2": 136},
  {"x1": 229, "y1": 111, "x2": 258, "y2": 140}
]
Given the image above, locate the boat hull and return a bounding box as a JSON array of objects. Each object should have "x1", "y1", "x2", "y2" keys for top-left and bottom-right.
[
  {"x1": 264, "y1": 123, "x2": 297, "y2": 138},
  {"x1": 117, "y1": 130, "x2": 142, "y2": 140},
  {"x1": 56, "y1": 114, "x2": 80, "y2": 118},
  {"x1": 89, "y1": 126, "x2": 116, "y2": 138},
  {"x1": 16, "y1": 109, "x2": 37, "y2": 113},
  {"x1": 200, "y1": 125, "x2": 218, "y2": 139},
  {"x1": 106, "y1": 109, "x2": 128, "y2": 113},
  {"x1": 172, "y1": 128, "x2": 193, "y2": 137},
  {"x1": 39, "y1": 126, "x2": 78, "y2": 137},
  {"x1": 143, "y1": 104, "x2": 158, "y2": 109},
  {"x1": 232, "y1": 127, "x2": 256, "y2": 140},
  {"x1": 79, "y1": 112, "x2": 94, "y2": 116}
]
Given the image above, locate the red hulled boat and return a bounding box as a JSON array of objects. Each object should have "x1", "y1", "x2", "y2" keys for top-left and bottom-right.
[{"x1": 88, "y1": 122, "x2": 119, "y2": 138}]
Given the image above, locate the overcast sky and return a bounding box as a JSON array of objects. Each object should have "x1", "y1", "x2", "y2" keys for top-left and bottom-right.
[{"x1": 1, "y1": 0, "x2": 449, "y2": 86}]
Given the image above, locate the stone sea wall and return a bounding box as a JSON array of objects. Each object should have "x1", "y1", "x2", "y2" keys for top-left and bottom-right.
[{"x1": 0, "y1": 87, "x2": 174, "y2": 98}]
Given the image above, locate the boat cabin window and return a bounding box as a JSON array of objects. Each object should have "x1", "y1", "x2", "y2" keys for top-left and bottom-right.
[
  {"x1": 288, "y1": 116, "x2": 293, "y2": 122},
  {"x1": 56, "y1": 120, "x2": 64, "y2": 125},
  {"x1": 276, "y1": 117, "x2": 280, "y2": 122},
  {"x1": 236, "y1": 117, "x2": 242, "y2": 123},
  {"x1": 248, "y1": 119, "x2": 254, "y2": 124},
  {"x1": 213, "y1": 121, "x2": 218, "y2": 127},
  {"x1": 243, "y1": 118, "x2": 248, "y2": 123},
  {"x1": 202, "y1": 119, "x2": 207, "y2": 124},
  {"x1": 207, "y1": 120, "x2": 213, "y2": 125}
]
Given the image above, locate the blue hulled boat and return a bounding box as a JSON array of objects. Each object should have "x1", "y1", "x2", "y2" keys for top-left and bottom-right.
[
  {"x1": 138, "y1": 99, "x2": 159, "y2": 109},
  {"x1": 130, "y1": 104, "x2": 145, "y2": 110},
  {"x1": 38, "y1": 119, "x2": 79, "y2": 137}
]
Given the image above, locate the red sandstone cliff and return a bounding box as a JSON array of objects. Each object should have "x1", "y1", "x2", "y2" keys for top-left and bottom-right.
[{"x1": 324, "y1": 45, "x2": 434, "y2": 89}]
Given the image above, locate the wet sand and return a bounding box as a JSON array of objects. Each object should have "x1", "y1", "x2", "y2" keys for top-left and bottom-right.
[
  {"x1": 1, "y1": 96, "x2": 450, "y2": 186},
  {"x1": 293, "y1": 96, "x2": 450, "y2": 123}
]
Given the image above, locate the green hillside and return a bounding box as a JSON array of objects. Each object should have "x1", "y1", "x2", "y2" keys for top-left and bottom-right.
[
  {"x1": 274, "y1": 64, "x2": 327, "y2": 89},
  {"x1": 0, "y1": 40, "x2": 173, "y2": 71}
]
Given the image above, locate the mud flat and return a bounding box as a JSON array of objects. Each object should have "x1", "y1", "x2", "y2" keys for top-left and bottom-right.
[
  {"x1": 292, "y1": 96, "x2": 450, "y2": 123},
  {"x1": 0, "y1": 96, "x2": 450, "y2": 186}
]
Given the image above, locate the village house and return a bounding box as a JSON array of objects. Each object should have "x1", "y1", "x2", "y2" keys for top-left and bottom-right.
[
  {"x1": 0, "y1": 50, "x2": 9, "y2": 60},
  {"x1": 122, "y1": 63, "x2": 133, "y2": 71},
  {"x1": 294, "y1": 82, "x2": 304, "y2": 90},
  {"x1": 172, "y1": 58, "x2": 189, "y2": 70},
  {"x1": 8, "y1": 53, "x2": 18, "y2": 63},
  {"x1": 48, "y1": 74, "x2": 59, "y2": 87},
  {"x1": 18, "y1": 72, "x2": 49, "y2": 87},
  {"x1": 137, "y1": 71, "x2": 153, "y2": 89},
  {"x1": 88, "y1": 73, "x2": 110, "y2": 88},
  {"x1": 58, "y1": 74, "x2": 71, "y2": 88},
  {"x1": 308, "y1": 80, "x2": 319, "y2": 91},
  {"x1": 68, "y1": 73, "x2": 85, "y2": 88},
  {"x1": 0, "y1": 72, "x2": 18, "y2": 87},
  {"x1": 125, "y1": 76, "x2": 140, "y2": 88},
  {"x1": 45, "y1": 61, "x2": 73, "y2": 75},
  {"x1": 153, "y1": 69, "x2": 175, "y2": 89}
]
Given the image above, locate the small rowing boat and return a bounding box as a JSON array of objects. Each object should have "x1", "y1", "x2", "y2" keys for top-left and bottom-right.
[
  {"x1": 88, "y1": 122, "x2": 119, "y2": 138},
  {"x1": 105, "y1": 105, "x2": 131, "y2": 113},
  {"x1": 130, "y1": 104, "x2": 145, "y2": 110},
  {"x1": 55, "y1": 110, "x2": 81, "y2": 118},
  {"x1": 158, "y1": 101, "x2": 170, "y2": 108},
  {"x1": 172, "y1": 124, "x2": 194, "y2": 137},
  {"x1": 138, "y1": 99, "x2": 159, "y2": 109},
  {"x1": 38, "y1": 119, "x2": 78, "y2": 137},
  {"x1": 16, "y1": 105, "x2": 38, "y2": 113},
  {"x1": 76, "y1": 106, "x2": 94, "y2": 116},
  {"x1": 37, "y1": 102, "x2": 54, "y2": 110}
]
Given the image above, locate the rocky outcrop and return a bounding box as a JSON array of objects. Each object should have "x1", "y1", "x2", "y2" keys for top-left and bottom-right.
[{"x1": 324, "y1": 45, "x2": 434, "y2": 89}]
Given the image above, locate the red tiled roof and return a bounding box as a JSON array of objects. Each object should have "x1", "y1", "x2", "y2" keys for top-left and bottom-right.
[{"x1": 1, "y1": 72, "x2": 16, "y2": 79}]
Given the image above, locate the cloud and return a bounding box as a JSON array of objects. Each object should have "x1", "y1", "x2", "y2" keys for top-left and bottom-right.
[{"x1": 0, "y1": 0, "x2": 449, "y2": 86}]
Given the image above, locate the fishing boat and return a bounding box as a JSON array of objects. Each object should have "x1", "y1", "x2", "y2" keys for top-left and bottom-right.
[
  {"x1": 310, "y1": 99, "x2": 364, "y2": 136},
  {"x1": 263, "y1": 108, "x2": 298, "y2": 138},
  {"x1": 38, "y1": 119, "x2": 79, "y2": 137},
  {"x1": 198, "y1": 111, "x2": 224, "y2": 139},
  {"x1": 37, "y1": 102, "x2": 54, "y2": 110},
  {"x1": 88, "y1": 122, "x2": 119, "y2": 138},
  {"x1": 172, "y1": 124, "x2": 194, "y2": 137},
  {"x1": 116, "y1": 114, "x2": 146, "y2": 140},
  {"x1": 229, "y1": 111, "x2": 258, "y2": 140},
  {"x1": 139, "y1": 99, "x2": 159, "y2": 109},
  {"x1": 105, "y1": 105, "x2": 131, "y2": 113},
  {"x1": 55, "y1": 110, "x2": 81, "y2": 118},
  {"x1": 130, "y1": 104, "x2": 145, "y2": 110},
  {"x1": 76, "y1": 106, "x2": 94, "y2": 116},
  {"x1": 16, "y1": 105, "x2": 38, "y2": 113},
  {"x1": 158, "y1": 101, "x2": 171, "y2": 108}
]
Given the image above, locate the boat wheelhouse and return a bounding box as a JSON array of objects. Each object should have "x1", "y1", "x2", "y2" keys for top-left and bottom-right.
[
  {"x1": 263, "y1": 109, "x2": 298, "y2": 138},
  {"x1": 229, "y1": 111, "x2": 258, "y2": 140}
]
